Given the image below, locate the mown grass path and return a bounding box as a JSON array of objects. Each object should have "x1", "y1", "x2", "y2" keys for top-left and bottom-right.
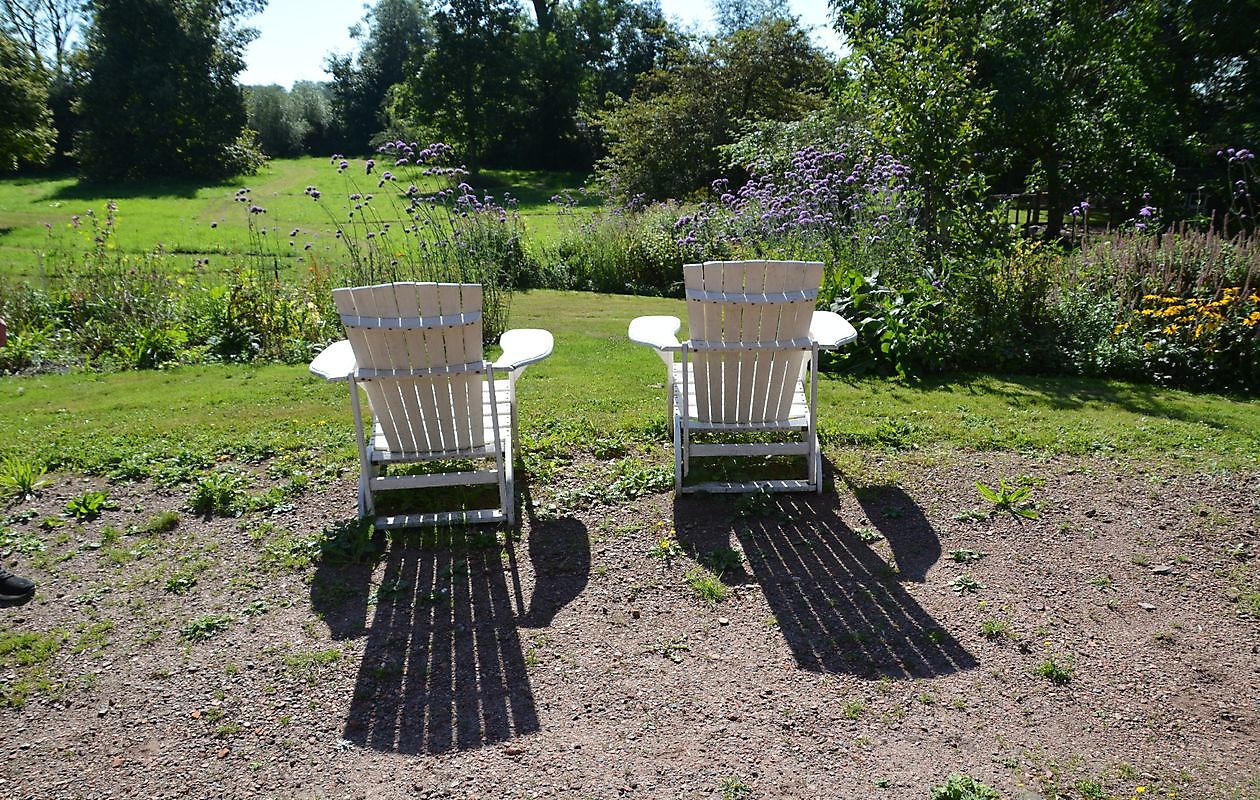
[{"x1": 0, "y1": 159, "x2": 592, "y2": 278}]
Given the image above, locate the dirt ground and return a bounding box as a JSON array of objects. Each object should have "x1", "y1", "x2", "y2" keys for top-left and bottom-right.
[{"x1": 1, "y1": 452, "x2": 1257, "y2": 800}]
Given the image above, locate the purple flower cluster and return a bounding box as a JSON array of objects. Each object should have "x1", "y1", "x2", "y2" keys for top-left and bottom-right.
[
  {"x1": 1217, "y1": 147, "x2": 1255, "y2": 164},
  {"x1": 674, "y1": 147, "x2": 916, "y2": 247},
  {"x1": 303, "y1": 185, "x2": 321, "y2": 201}
]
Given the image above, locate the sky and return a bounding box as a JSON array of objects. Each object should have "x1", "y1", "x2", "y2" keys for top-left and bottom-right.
[{"x1": 239, "y1": 0, "x2": 843, "y2": 88}]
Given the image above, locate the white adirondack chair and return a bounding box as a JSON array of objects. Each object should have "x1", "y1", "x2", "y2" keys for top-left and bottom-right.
[
  {"x1": 309, "y1": 282, "x2": 553, "y2": 527},
  {"x1": 629, "y1": 260, "x2": 856, "y2": 494}
]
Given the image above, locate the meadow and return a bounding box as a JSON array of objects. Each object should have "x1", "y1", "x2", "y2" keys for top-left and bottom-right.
[{"x1": 0, "y1": 158, "x2": 595, "y2": 279}]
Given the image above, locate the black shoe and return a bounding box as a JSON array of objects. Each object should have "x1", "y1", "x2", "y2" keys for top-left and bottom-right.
[{"x1": 0, "y1": 566, "x2": 35, "y2": 601}]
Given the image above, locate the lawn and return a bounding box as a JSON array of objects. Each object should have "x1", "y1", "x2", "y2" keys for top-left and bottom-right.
[
  {"x1": 0, "y1": 158, "x2": 594, "y2": 279},
  {"x1": 1, "y1": 290, "x2": 1257, "y2": 797}
]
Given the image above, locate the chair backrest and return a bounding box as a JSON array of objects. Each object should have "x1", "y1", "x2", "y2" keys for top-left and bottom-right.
[
  {"x1": 684, "y1": 260, "x2": 822, "y2": 424},
  {"x1": 333, "y1": 282, "x2": 487, "y2": 454}
]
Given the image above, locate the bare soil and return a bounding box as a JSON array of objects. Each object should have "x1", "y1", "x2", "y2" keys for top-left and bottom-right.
[{"x1": 2, "y1": 453, "x2": 1258, "y2": 800}]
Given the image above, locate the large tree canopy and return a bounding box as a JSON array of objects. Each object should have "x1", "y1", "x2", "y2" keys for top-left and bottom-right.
[
  {"x1": 0, "y1": 29, "x2": 55, "y2": 170},
  {"x1": 77, "y1": 0, "x2": 265, "y2": 182},
  {"x1": 594, "y1": 16, "x2": 830, "y2": 203}
]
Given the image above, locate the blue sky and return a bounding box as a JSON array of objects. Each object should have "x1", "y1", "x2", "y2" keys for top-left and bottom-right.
[{"x1": 239, "y1": 0, "x2": 843, "y2": 88}]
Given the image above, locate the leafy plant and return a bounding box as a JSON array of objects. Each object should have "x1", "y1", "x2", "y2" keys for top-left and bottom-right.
[
  {"x1": 930, "y1": 773, "x2": 999, "y2": 800},
  {"x1": 1035, "y1": 656, "x2": 1074, "y2": 685},
  {"x1": 64, "y1": 490, "x2": 116, "y2": 521},
  {"x1": 0, "y1": 457, "x2": 49, "y2": 502},
  {"x1": 854, "y1": 526, "x2": 883, "y2": 543},
  {"x1": 974, "y1": 479, "x2": 1039, "y2": 519},
  {"x1": 949, "y1": 548, "x2": 986, "y2": 564},
  {"x1": 190, "y1": 471, "x2": 246, "y2": 516},
  {"x1": 179, "y1": 614, "x2": 233, "y2": 642},
  {"x1": 979, "y1": 619, "x2": 1010, "y2": 640},
  {"x1": 949, "y1": 574, "x2": 983, "y2": 594},
  {"x1": 719, "y1": 776, "x2": 753, "y2": 800}
]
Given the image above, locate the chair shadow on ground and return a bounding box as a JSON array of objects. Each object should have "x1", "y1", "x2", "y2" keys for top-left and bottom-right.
[
  {"x1": 310, "y1": 500, "x2": 590, "y2": 755},
  {"x1": 675, "y1": 481, "x2": 975, "y2": 679}
]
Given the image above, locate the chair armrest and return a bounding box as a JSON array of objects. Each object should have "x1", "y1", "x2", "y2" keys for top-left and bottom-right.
[
  {"x1": 628, "y1": 316, "x2": 682, "y2": 351},
  {"x1": 810, "y1": 311, "x2": 857, "y2": 350},
  {"x1": 492, "y1": 328, "x2": 553, "y2": 372},
  {"x1": 309, "y1": 339, "x2": 356, "y2": 381}
]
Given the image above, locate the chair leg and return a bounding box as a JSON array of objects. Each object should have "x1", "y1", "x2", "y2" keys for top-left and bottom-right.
[{"x1": 673, "y1": 414, "x2": 683, "y2": 492}]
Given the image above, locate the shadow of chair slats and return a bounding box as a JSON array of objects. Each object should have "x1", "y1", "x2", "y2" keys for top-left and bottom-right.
[
  {"x1": 676, "y1": 491, "x2": 976, "y2": 679},
  {"x1": 341, "y1": 541, "x2": 540, "y2": 754}
]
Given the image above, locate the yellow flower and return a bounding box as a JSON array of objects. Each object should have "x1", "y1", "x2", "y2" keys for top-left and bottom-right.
[
  {"x1": 1113, "y1": 323, "x2": 1129, "y2": 334},
  {"x1": 1162, "y1": 324, "x2": 1180, "y2": 335},
  {"x1": 1142, "y1": 294, "x2": 1160, "y2": 301},
  {"x1": 1249, "y1": 293, "x2": 1260, "y2": 303},
  {"x1": 1244, "y1": 311, "x2": 1260, "y2": 327},
  {"x1": 1136, "y1": 787, "x2": 1147, "y2": 794}
]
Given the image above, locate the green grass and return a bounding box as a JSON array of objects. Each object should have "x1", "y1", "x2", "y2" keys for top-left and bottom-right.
[
  {"x1": 0, "y1": 291, "x2": 1256, "y2": 480},
  {"x1": 0, "y1": 159, "x2": 592, "y2": 278}
]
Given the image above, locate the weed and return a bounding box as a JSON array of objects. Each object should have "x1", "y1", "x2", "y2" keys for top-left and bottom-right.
[
  {"x1": 1035, "y1": 656, "x2": 1074, "y2": 685},
  {"x1": 179, "y1": 614, "x2": 233, "y2": 642},
  {"x1": 719, "y1": 777, "x2": 753, "y2": 800},
  {"x1": 646, "y1": 530, "x2": 684, "y2": 561},
  {"x1": 283, "y1": 648, "x2": 342, "y2": 683},
  {"x1": 684, "y1": 567, "x2": 727, "y2": 603},
  {"x1": 979, "y1": 619, "x2": 1011, "y2": 640},
  {"x1": 949, "y1": 548, "x2": 986, "y2": 564},
  {"x1": 163, "y1": 572, "x2": 198, "y2": 594},
  {"x1": 0, "y1": 527, "x2": 45, "y2": 556},
  {"x1": 881, "y1": 504, "x2": 906, "y2": 519},
  {"x1": 65, "y1": 490, "x2": 116, "y2": 521},
  {"x1": 734, "y1": 488, "x2": 775, "y2": 518},
  {"x1": 854, "y1": 526, "x2": 883, "y2": 543},
  {"x1": 71, "y1": 620, "x2": 114, "y2": 656},
  {"x1": 950, "y1": 575, "x2": 983, "y2": 594},
  {"x1": 952, "y1": 509, "x2": 989, "y2": 522},
  {"x1": 0, "y1": 629, "x2": 65, "y2": 707},
  {"x1": 241, "y1": 600, "x2": 268, "y2": 617},
  {"x1": 190, "y1": 471, "x2": 245, "y2": 516},
  {"x1": 843, "y1": 700, "x2": 867, "y2": 719},
  {"x1": 0, "y1": 457, "x2": 48, "y2": 502},
  {"x1": 929, "y1": 773, "x2": 999, "y2": 800},
  {"x1": 1091, "y1": 575, "x2": 1116, "y2": 591},
  {"x1": 647, "y1": 637, "x2": 690, "y2": 663},
  {"x1": 702, "y1": 547, "x2": 743, "y2": 575},
  {"x1": 137, "y1": 510, "x2": 180, "y2": 535},
  {"x1": 974, "y1": 479, "x2": 1039, "y2": 519},
  {"x1": 1074, "y1": 779, "x2": 1106, "y2": 800}
]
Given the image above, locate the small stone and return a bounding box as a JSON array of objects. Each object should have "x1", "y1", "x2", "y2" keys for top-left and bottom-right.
[
  {"x1": 217, "y1": 747, "x2": 229, "y2": 759},
  {"x1": 97, "y1": 706, "x2": 109, "y2": 718},
  {"x1": 504, "y1": 744, "x2": 525, "y2": 756},
  {"x1": 1152, "y1": 564, "x2": 1173, "y2": 574},
  {"x1": 1139, "y1": 602, "x2": 1156, "y2": 611},
  {"x1": 111, "y1": 756, "x2": 124, "y2": 768},
  {"x1": 718, "y1": 617, "x2": 729, "y2": 626},
  {"x1": 630, "y1": 609, "x2": 640, "y2": 619}
]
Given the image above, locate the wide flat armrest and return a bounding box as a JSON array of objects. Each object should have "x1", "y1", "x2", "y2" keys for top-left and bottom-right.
[
  {"x1": 309, "y1": 339, "x2": 356, "y2": 381},
  {"x1": 810, "y1": 311, "x2": 857, "y2": 350},
  {"x1": 493, "y1": 328, "x2": 553, "y2": 371},
  {"x1": 628, "y1": 315, "x2": 682, "y2": 351}
]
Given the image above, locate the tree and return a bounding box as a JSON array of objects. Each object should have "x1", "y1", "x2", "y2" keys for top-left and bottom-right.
[
  {"x1": 833, "y1": 0, "x2": 1181, "y2": 239},
  {"x1": 0, "y1": 29, "x2": 55, "y2": 170},
  {"x1": 325, "y1": 0, "x2": 431, "y2": 153},
  {"x1": 246, "y1": 84, "x2": 305, "y2": 156},
  {"x1": 77, "y1": 0, "x2": 265, "y2": 181},
  {"x1": 397, "y1": 0, "x2": 526, "y2": 173},
  {"x1": 0, "y1": 0, "x2": 82, "y2": 75},
  {"x1": 594, "y1": 17, "x2": 829, "y2": 202},
  {"x1": 840, "y1": 8, "x2": 993, "y2": 251},
  {"x1": 713, "y1": 0, "x2": 789, "y2": 34}
]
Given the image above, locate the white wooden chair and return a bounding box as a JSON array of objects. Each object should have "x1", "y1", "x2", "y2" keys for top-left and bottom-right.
[
  {"x1": 629, "y1": 260, "x2": 856, "y2": 494},
  {"x1": 310, "y1": 282, "x2": 553, "y2": 527}
]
